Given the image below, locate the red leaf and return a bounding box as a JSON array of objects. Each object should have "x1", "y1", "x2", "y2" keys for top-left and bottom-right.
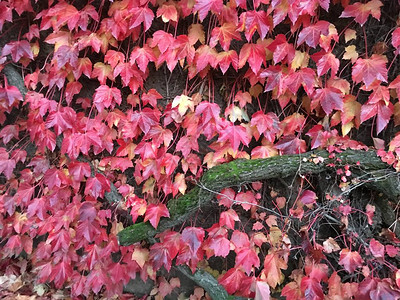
[
  {"x1": 360, "y1": 101, "x2": 393, "y2": 134},
  {"x1": 219, "y1": 267, "x2": 247, "y2": 294},
  {"x1": 340, "y1": 0, "x2": 383, "y2": 26},
  {"x1": 251, "y1": 111, "x2": 280, "y2": 142},
  {"x1": 217, "y1": 123, "x2": 251, "y2": 151},
  {"x1": 369, "y1": 239, "x2": 384, "y2": 258},
  {"x1": 93, "y1": 85, "x2": 122, "y2": 112},
  {"x1": 217, "y1": 188, "x2": 236, "y2": 207},
  {"x1": 129, "y1": 6, "x2": 154, "y2": 31},
  {"x1": 312, "y1": 87, "x2": 344, "y2": 115},
  {"x1": 239, "y1": 43, "x2": 265, "y2": 74},
  {"x1": 352, "y1": 54, "x2": 388, "y2": 88},
  {"x1": 181, "y1": 227, "x2": 205, "y2": 254},
  {"x1": 339, "y1": 249, "x2": 363, "y2": 273},
  {"x1": 297, "y1": 21, "x2": 330, "y2": 48},
  {"x1": 316, "y1": 51, "x2": 339, "y2": 77},
  {"x1": 2, "y1": 40, "x2": 33, "y2": 62},
  {"x1": 193, "y1": 0, "x2": 223, "y2": 21},
  {"x1": 45, "y1": 107, "x2": 76, "y2": 135},
  {"x1": 0, "y1": 79, "x2": 23, "y2": 108},
  {"x1": 275, "y1": 135, "x2": 306, "y2": 155},
  {"x1": 239, "y1": 10, "x2": 271, "y2": 41},
  {"x1": 219, "y1": 209, "x2": 239, "y2": 230},
  {"x1": 130, "y1": 45, "x2": 156, "y2": 72},
  {"x1": 144, "y1": 203, "x2": 170, "y2": 228},
  {"x1": 392, "y1": 27, "x2": 400, "y2": 54},
  {"x1": 235, "y1": 247, "x2": 260, "y2": 275},
  {"x1": 210, "y1": 23, "x2": 241, "y2": 51},
  {"x1": 299, "y1": 190, "x2": 317, "y2": 205},
  {"x1": 84, "y1": 173, "x2": 111, "y2": 199}
]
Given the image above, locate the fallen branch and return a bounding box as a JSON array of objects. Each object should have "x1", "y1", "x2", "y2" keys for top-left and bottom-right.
[{"x1": 118, "y1": 149, "x2": 400, "y2": 245}]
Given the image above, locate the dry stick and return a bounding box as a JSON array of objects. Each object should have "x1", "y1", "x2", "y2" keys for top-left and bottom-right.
[{"x1": 118, "y1": 149, "x2": 400, "y2": 245}]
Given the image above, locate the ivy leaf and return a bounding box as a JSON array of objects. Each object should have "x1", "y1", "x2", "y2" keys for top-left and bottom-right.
[
  {"x1": 217, "y1": 123, "x2": 251, "y2": 151},
  {"x1": 340, "y1": 0, "x2": 383, "y2": 26},
  {"x1": 93, "y1": 85, "x2": 122, "y2": 112},
  {"x1": 129, "y1": 6, "x2": 154, "y2": 31},
  {"x1": 193, "y1": 0, "x2": 223, "y2": 21},
  {"x1": 297, "y1": 21, "x2": 330, "y2": 48},
  {"x1": 219, "y1": 267, "x2": 247, "y2": 294},
  {"x1": 360, "y1": 101, "x2": 393, "y2": 134},
  {"x1": 144, "y1": 203, "x2": 170, "y2": 229},
  {"x1": 210, "y1": 23, "x2": 241, "y2": 51},
  {"x1": 219, "y1": 209, "x2": 239, "y2": 230},
  {"x1": 239, "y1": 10, "x2": 271, "y2": 41},
  {"x1": 235, "y1": 247, "x2": 260, "y2": 275},
  {"x1": 312, "y1": 87, "x2": 343, "y2": 115},
  {"x1": 130, "y1": 45, "x2": 156, "y2": 72},
  {"x1": 239, "y1": 43, "x2": 266, "y2": 74},
  {"x1": 352, "y1": 54, "x2": 388, "y2": 88},
  {"x1": 2, "y1": 40, "x2": 33, "y2": 62},
  {"x1": 339, "y1": 249, "x2": 364, "y2": 273},
  {"x1": 181, "y1": 227, "x2": 205, "y2": 254},
  {"x1": 251, "y1": 111, "x2": 280, "y2": 142}
]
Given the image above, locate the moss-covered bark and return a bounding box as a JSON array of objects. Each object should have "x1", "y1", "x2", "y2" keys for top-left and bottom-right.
[{"x1": 118, "y1": 149, "x2": 399, "y2": 245}]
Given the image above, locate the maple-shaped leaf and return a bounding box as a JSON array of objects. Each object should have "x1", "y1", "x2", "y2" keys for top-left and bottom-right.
[
  {"x1": 297, "y1": 21, "x2": 330, "y2": 48},
  {"x1": 150, "y1": 242, "x2": 172, "y2": 271},
  {"x1": 340, "y1": 0, "x2": 383, "y2": 26},
  {"x1": 65, "y1": 81, "x2": 82, "y2": 105},
  {"x1": 316, "y1": 51, "x2": 339, "y2": 77},
  {"x1": 210, "y1": 23, "x2": 241, "y2": 51},
  {"x1": 93, "y1": 85, "x2": 122, "y2": 112},
  {"x1": 235, "y1": 247, "x2": 260, "y2": 275},
  {"x1": 45, "y1": 107, "x2": 76, "y2": 135},
  {"x1": 275, "y1": 135, "x2": 306, "y2": 154},
  {"x1": 181, "y1": 227, "x2": 205, "y2": 254},
  {"x1": 300, "y1": 277, "x2": 324, "y2": 300},
  {"x1": 144, "y1": 203, "x2": 170, "y2": 229},
  {"x1": 239, "y1": 10, "x2": 271, "y2": 41},
  {"x1": 219, "y1": 267, "x2": 247, "y2": 294},
  {"x1": 0, "y1": 125, "x2": 19, "y2": 144},
  {"x1": 129, "y1": 6, "x2": 154, "y2": 31},
  {"x1": 142, "y1": 89, "x2": 163, "y2": 107},
  {"x1": 219, "y1": 209, "x2": 239, "y2": 230},
  {"x1": 263, "y1": 250, "x2": 287, "y2": 288},
  {"x1": 84, "y1": 173, "x2": 111, "y2": 199},
  {"x1": 130, "y1": 45, "x2": 156, "y2": 72},
  {"x1": 251, "y1": 111, "x2": 280, "y2": 142},
  {"x1": 285, "y1": 68, "x2": 316, "y2": 95},
  {"x1": 217, "y1": 188, "x2": 236, "y2": 207},
  {"x1": 54, "y1": 44, "x2": 78, "y2": 68},
  {"x1": 203, "y1": 228, "x2": 230, "y2": 258},
  {"x1": 0, "y1": 2, "x2": 12, "y2": 31},
  {"x1": 0, "y1": 78, "x2": 23, "y2": 108},
  {"x1": 157, "y1": 3, "x2": 178, "y2": 23},
  {"x1": 352, "y1": 54, "x2": 388, "y2": 88},
  {"x1": 150, "y1": 30, "x2": 175, "y2": 54},
  {"x1": 73, "y1": 57, "x2": 92, "y2": 80},
  {"x1": 2, "y1": 40, "x2": 33, "y2": 62},
  {"x1": 217, "y1": 50, "x2": 239, "y2": 74},
  {"x1": 360, "y1": 101, "x2": 393, "y2": 134},
  {"x1": 92, "y1": 62, "x2": 113, "y2": 84},
  {"x1": 339, "y1": 249, "x2": 363, "y2": 273},
  {"x1": 312, "y1": 87, "x2": 343, "y2": 115},
  {"x1": 68, "y1": 161, "x2": 91, "y2": 182},
  {"x1": 217, "y1": 123, "x2": 251, "y2": 151},
  {"x1": 267, "y1": 34, "x2": 295, "y2": 65},
  {"x1": 239, "y1": 43, "x2": 265, "y2": 74},
  {"x1": 193, "y1": 0, "x2": 223, "y2": 21},
  {"x1": 194, "y1": 45, "x2": 218, "y2": 72}
]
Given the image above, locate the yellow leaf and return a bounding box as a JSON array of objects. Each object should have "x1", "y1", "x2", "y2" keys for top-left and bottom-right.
[
  {"x1": 131, "y1": 248, "x2": 149, "y2": 268},
  {"x1": 172, "y1": 95, "x2": 194, "y2": 116},
  {"x1": 344, "y1": 29, "x2": 357, "y2": 42},
  {"x1": 291, "y1": 51, "x2": 309, "y2": 70},
  {"x1": 343, "y1": 45, "x2": 358, "y2": 63}
]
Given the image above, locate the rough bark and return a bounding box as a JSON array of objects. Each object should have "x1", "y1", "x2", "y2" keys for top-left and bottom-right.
[{"x1": 118, "y1": 149, "x2": 400, "y2": 245}]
